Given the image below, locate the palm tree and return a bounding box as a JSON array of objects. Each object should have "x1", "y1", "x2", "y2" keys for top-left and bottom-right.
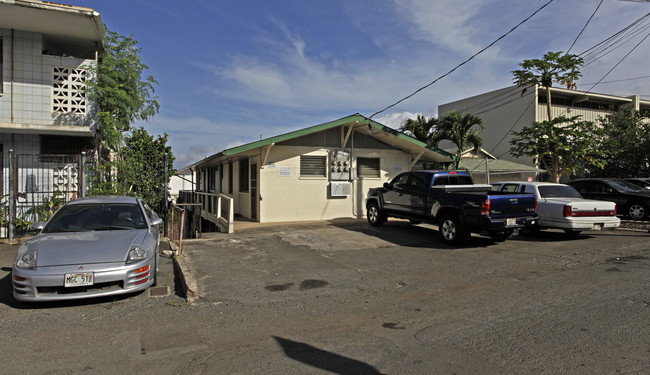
[
  {"x1": 398, "y1": 114, "x2": 437, "y2": 144},
  {"x1": 431, "y1": 111, "x2": 484, "y2": 170}
]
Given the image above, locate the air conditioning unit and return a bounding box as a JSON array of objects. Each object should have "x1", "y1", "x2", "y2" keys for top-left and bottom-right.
[{"x1": 330, "y1": 181, "x2": 351, "y2": 197}]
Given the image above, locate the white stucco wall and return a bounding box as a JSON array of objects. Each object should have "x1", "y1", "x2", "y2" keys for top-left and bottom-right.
[{"x1": 257, "y1": 146, "x2": 413, "y2": 222}]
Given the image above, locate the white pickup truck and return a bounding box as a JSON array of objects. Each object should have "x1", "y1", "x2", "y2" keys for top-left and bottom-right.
[{"x1": 491, "y1": 181, "x2": 620, "y2": 236}]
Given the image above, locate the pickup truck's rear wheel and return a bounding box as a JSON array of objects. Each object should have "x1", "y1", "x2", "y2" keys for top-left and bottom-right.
[
  {"x1": 439, "y1": 215, "x2": 464, "y2": 245},
  {"x1": 367, "y1": 202, "x2": 386, "y2": 227},
  {"x1": 488, "y1": 229, "x2": 513, "y2": 242}
]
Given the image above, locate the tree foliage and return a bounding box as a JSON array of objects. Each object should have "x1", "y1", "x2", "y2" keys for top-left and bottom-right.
[
  {"x1": 590, "y1": 107, "x2": 650, "y2": 178},
  {"x1": 512, "y1": 51, "x2": 583, "y2": 120},
  {"x1": 88, "y1": 128, "x2": 175, "y2": 212},
  {"x1": 509, "y1": 115, "x2": 606, "y2": 183},
  {"x1": 431, "y1": 111, "x2": 484, "y2": 170},
  {"x1": 398, "y1": 114, "x2": 437, "y2": 144},
  {"x1": 87, "y1": 27, "x2": 160, "y2": 152}
]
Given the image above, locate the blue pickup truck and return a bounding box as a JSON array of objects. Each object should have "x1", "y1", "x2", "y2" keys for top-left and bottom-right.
[{"x1": 366, "y1": 171, "x2": 538, "y2": 244}]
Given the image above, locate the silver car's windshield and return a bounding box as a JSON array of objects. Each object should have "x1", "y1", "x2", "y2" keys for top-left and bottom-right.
[
  {"x1": 43, "y1": 203, "x2": 148, "y2": 233},
  {"x1": 539, "y1": 185, "x2": 582, "y2": 199}
]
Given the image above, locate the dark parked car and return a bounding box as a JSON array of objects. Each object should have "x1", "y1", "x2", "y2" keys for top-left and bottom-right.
[
  {"x1": 568, "y1": 179, "x2": 650, "y2": 220},
  {"x1": 624, "y1": 178, "x2": 650, "y2": 191}
]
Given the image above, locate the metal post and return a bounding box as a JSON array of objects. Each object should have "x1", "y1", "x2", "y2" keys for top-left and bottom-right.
[
  {"x1": 485, "y1": 157, "x2": 490, "y2": 184},
  {"x1": 8, "y1": 150, "x2": 16, "y2": 244},
  {"x1": 163, "y1": 153, "x2": 169, "y2": 237},
  {"x1": 79, "y1": 151, "x2": 86, "y2": 198}
]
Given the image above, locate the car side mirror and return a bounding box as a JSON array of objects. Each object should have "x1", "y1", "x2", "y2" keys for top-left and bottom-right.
[
  {"x1": 383, "y1": 182, "x2": 390, "y2": 189},
  {"x1": 31, "y1": 222, "x2": 46, "y2": 231},
  {"x1": 150, "y1": 217, "x2": 164, "y2": 227}
]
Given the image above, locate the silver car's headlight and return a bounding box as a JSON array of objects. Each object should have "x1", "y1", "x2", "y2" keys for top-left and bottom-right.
[
  {"x1": 16, "y1": 251, "x2": 37, "y2": 270},
  {"x1": 127, "y1": 246, "x2": 148, "y2": 264}
]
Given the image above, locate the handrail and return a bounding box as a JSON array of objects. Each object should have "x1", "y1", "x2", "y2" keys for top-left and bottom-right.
[{"x1": 178, "y1": 191, "x2": 234, "y2": 233}]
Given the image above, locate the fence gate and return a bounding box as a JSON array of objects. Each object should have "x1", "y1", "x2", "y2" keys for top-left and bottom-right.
[{"x1": 2, "y1": 150, "x2": 170, "y2": 241}]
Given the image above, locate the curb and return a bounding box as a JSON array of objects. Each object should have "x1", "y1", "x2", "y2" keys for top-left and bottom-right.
[{"x1": 166, "y1": 239, "x2": 199, "y2": 303}]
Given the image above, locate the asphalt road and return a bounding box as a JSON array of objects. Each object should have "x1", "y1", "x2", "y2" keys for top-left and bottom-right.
[{"x1": 1, "y1": 220, "x2": 649, "y2": 374}]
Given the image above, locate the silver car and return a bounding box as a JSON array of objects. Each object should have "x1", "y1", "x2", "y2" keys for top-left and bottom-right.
[{"x1": 12, "y1": 196, "x2": 163, "y2": 302}]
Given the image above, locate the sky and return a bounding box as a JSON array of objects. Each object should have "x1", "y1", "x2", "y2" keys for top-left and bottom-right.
[{"x1": 64, "y1": 0, "x2": 650, "y2": 168}]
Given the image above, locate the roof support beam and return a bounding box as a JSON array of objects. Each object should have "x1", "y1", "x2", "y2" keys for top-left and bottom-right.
[
  {"x1": 342, "y1": 124, "x2": 354, "y2": 148},
  {"x1": 410, "y1": 151, "x2": 424, "y2": 169},
  {"x1": 261, "y1": 143, "x2": 275, "y2": 168}
]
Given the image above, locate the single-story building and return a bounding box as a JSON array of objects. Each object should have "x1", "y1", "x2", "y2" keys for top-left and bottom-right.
[
  {"x1": 178, "y1": 114, "x2": 454, "y2": 225},
  {"x1": 445, "y1": 147, "x2": 541, "y2": 183}
]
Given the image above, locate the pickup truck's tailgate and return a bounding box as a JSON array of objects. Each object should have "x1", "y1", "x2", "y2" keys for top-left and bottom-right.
[{"x1": 488, "y1": 194, "x2": 537, "y2": 217}]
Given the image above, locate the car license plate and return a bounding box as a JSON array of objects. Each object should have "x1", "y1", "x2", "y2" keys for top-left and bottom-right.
[
  {"x1": 592, "y1": 224, "x2": 603, "y2": 231},
  {"x1": 64, "y1": 272, "x2": 94, "y2": 287},
  {"x1": 506, "y1": 218, "x2": 516, "y2": 227}
]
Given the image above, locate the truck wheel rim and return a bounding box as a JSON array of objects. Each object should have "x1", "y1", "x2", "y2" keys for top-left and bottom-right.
[
  {"x1": 368, "y1": 207, "x2": 378, "y2": 222},
  {"x1": 442, "y1": 220, "x2": 456, "y2": 240}
]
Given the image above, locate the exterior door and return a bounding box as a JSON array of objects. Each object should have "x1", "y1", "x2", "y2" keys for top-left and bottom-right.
[{"x1": 250, "y1": 163, "x2": 257, "y2": 220}]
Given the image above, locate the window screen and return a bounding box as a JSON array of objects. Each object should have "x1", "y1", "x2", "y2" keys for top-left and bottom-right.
[
  {"x1": 239, "y1": 158, "x2": 249, "y2": 192},
  {"x1": 357, "y1": 157, "x2": 380, "y2": 178},
  {"x1": 300, "y1": 155, "x2": 326, "y2": 177}
]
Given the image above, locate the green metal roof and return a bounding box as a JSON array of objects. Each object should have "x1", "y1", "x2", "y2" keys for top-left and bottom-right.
[{"x1": 181, "y1": 113, "x2": 455, "y2": 172}]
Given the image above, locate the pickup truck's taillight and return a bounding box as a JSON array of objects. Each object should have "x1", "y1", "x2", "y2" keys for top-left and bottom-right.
[
  {"x1": 480, "y1": 198, "x2": 490, "y2": 216},
  {"x1": 535, "y1": 197, "x2": 538, "y2": 213}
]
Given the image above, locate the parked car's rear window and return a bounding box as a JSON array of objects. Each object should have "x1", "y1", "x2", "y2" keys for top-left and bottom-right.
[{"x1": 539, "y1": 185, "x2": 582, "y2": 198}]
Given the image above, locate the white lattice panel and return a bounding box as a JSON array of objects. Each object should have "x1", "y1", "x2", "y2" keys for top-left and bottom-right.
[
  {"x1": 53, "y1": 164, "x2": 79, "y2": 200},
  {"x1": 53, "y1": 67, "x2": 87, "y2": 114}
]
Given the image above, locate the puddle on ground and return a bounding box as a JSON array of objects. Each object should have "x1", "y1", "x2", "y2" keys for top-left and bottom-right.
[
  {"x1": 265, "y1": 283, "x2": 294, "y2": 292},
  {"x1": 382, "y1": 322, "x2": 406, "y2": 330},
  {"x1": 299, "y1": 279, "x2": 329, "y2": 290}
]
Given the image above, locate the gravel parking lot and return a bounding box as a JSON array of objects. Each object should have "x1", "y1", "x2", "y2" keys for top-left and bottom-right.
[{"x1": 1, "y1": 219, "x2": 649, "y2": 374}]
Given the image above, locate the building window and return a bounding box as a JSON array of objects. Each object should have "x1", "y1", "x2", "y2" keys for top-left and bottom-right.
[
  {"x1": 300, "y1": 155, "x2": 326, "y2": 177},
  {"x1": 52, "y1": 66, "x2": 87, "y2": 114},
  {"x1": 357, "y1": 157, "x2": 380, "y2": 178},
  {"x1": 239, "y1": 158, "x2": 249, "y2": 192}
]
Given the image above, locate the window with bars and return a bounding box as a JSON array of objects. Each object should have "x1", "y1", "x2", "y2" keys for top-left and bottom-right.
[
  {"x1": 357, "y1": 157, "x2": 380, "y2": 178},
  {"x1": 52, "y1": 66, "x2": 87, "y2": 114},
  {"x1": 300, "y1": 155, "x2": 326, "y2": 177}
]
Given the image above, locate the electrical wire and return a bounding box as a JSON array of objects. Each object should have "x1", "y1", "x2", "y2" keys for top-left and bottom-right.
[
  {"x1": 567, "y1": 0, "x2": 603, "y2": 53},
  {"x1": 368, "y1": 0, "x2": 555, "y2": 119},
  {"x1": 583, "y1": 31, "x2": 650, "y2": 93}
]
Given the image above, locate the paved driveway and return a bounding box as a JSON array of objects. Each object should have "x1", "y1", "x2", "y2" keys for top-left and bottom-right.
[{"x1": 1, "y1": 220, "x2": 649, "y2": 374}]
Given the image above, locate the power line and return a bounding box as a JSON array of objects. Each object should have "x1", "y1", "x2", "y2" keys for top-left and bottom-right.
[
  {"x1": 567, "y1": 0, "x2": 603, "y2": 53},
  {"x1": 368, "y1": 0, "x2": 555, "y2": 119},
  {"x1": 583, "y1": 31, "x2": 650, "y2": 93},
  {"x1": 578, "y1": 75, "x2": 650, "y2": 85}
]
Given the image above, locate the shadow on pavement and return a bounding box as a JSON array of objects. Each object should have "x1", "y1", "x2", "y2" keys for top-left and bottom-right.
[
  {"x1": 273, "y1": 336, "x2": 385, "y2": 375},
  {"x1": 326, "y1": 219, "x2": 499, "y2": 250}
]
